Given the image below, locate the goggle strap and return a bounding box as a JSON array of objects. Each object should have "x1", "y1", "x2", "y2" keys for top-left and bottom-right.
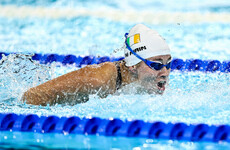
[{"x1": 124, "y1": 33, "x2": 147, "y2": 63}]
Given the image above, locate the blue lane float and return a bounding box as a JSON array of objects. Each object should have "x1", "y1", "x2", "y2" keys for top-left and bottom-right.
[
  {"x1": 0, "y1": 113, "x2": 230, "y2": 143},
  {"x1": 1, "y1": 52, "x2": 230, "y2": 72}
]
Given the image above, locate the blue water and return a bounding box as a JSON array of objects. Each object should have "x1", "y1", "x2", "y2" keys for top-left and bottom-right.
[{"x1": 1, "y1": 0, "x2": 230, "y2": 149}]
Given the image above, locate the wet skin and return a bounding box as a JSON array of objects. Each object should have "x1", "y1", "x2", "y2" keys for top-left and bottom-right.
[
  {"x1": 22, "y1": 54, "x2": 171, "y2": 105},
  {"x1": 133, "y1": 55, "x2": 171, "y2": 94}
]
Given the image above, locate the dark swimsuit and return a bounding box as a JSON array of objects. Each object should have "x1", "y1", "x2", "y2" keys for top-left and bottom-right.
[{"x1": 115, "y1": 61, "x2": 122, "y2": 90}]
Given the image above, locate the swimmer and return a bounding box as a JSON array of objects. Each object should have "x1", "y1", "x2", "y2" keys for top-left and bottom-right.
[{"x1": 22, "y1": 24, "x2": 172, "y2": 105}]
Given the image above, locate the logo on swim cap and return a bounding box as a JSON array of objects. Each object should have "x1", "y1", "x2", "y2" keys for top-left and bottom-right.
[
  {"x1": 125, "y1": 33, "x2": 147, "y2": 57},
  {"x1": 124, "y1": 24, "x2": 171, "y2": 67},
  {"x1": 127, "y1": 33, "x2": 141, "y2": 46}
]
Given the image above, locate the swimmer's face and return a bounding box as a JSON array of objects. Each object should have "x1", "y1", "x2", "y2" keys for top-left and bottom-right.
[{"x1": 136, "y1": 55, "x2": 171, "y2": 94}]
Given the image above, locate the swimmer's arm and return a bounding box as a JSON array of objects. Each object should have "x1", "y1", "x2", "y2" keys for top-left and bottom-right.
[{"x1": 22, "y1": 62, "x2": 117, "y2": 106}]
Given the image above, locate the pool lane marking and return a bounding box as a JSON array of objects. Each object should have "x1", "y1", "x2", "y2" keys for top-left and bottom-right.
[{"x1": 0, "y1": 5, "x2": 230, "y2": 24}]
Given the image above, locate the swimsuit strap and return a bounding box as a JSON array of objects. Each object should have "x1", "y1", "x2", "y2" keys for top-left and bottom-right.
[{"x1": 115, "y1": 62, "x2": 122, "y2": 90}]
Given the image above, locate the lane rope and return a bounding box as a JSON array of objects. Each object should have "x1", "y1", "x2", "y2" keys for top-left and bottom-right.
[
  {"x1": 1, "y1": 52, "x2": 230, "y2": 73},
  {"x1": 0, "y1": 113, "x2": 229, "y2": 143}
]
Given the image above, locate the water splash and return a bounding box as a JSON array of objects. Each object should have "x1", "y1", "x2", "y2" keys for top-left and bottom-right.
[{"x1": 0, "y1": 54, "x2": 52, "y2": 102}]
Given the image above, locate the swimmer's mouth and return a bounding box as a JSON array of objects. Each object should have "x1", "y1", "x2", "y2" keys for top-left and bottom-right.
[{"x1": 157, "y1": 81, "x2": 166, "y2": 93}]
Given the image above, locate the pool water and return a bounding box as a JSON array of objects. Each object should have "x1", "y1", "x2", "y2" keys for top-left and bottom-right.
[
  {"x1": 0, "y1": 0, "x2": 230, "y2": 149},
  {"x1": 1, "y1": 130, "x2": 230, "y2": 149}
]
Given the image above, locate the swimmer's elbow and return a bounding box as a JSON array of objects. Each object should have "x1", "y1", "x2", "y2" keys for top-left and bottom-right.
[
  {"x1": 22, "y1": 89, "x2": 48, "y2": 106},
  {"x1": 21, "y1": 90, "x2": 34, "y2": 105}
]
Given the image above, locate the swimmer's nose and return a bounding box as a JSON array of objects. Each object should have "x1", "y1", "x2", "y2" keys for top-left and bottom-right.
[
  {"x1": 158, "y1": 66, "x2": 169, "y2": 77},
  {"x1": 161, "y1": 65, "x2": 168, "y2": 72},
  {"x1": 160, "y1": 66, "x2": 168, "y2": 74}
]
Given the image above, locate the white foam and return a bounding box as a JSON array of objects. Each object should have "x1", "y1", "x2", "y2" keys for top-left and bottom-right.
[{"x1": 0, "y1": 5, "x2": 230, "y2": 24}]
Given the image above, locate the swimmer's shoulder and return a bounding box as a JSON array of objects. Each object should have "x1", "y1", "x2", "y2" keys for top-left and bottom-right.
[
  {"x1": 59, "y1": 62, "x2": 117, "y2": 80},
  {"x1": 97, "y1": 62, "x2": 117, "y2": 72},
  {"x1": 77, "y1": 62, "x2": 118, "y2": 90},
  {"x1": 82, "y1": 62, "x2": 117, "y2": 78}
]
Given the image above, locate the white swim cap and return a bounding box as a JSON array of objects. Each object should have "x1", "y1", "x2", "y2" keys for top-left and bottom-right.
[{"x1": 124, "y1": 24, "x2": 171, "y2": 66}]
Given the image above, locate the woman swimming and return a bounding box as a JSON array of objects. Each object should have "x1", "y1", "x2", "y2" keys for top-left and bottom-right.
[{"x1": 22, "y1": 24, "x2": 171, "y2": 105}]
